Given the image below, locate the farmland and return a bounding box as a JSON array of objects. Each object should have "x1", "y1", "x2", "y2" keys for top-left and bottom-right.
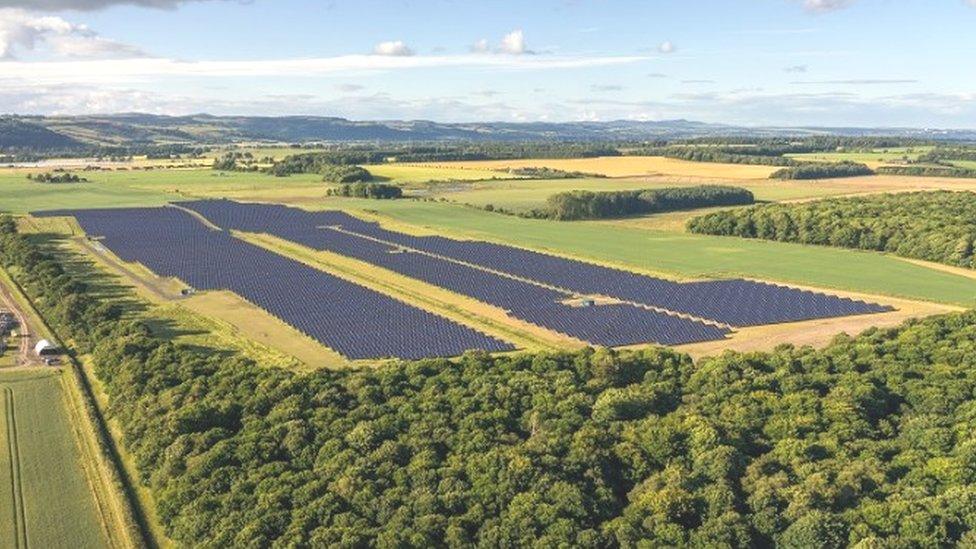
[
  {"x1": 0, "y1": 369, "x2": 109, "y2": 549},
  {"x1": 7, "y1": 138, "x2": 976, "y2": 548},
  {"x1": 410, "y1": 155, "x2": 781, "y2": 179}
]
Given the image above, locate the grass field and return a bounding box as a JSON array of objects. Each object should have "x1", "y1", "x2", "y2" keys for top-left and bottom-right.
[
  {"x1": 423, "y1": 177, "x2": 872, "y2": 213},
  {"x1": 786, "y1": 147, "x2": 932, "y2": 168},
  {"x1": 0, "y1": 369, "x2": 109, "y2": 549},
  {"x1": 414, "y1": 156, "x2": 780, "y2": 179},
  {"x1": 328, "y1": 199, "x2": 976, "y2": 306}
]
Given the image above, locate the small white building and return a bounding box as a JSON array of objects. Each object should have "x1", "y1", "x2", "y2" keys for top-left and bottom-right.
[{"x1": 34, "y1": 339, "x2": 59, "y2": 357}]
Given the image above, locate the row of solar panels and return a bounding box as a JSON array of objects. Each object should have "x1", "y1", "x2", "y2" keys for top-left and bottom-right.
[
  {"x1": 178, "y1": 199, "x2": 892, "y2": 328},
  {"x1": 39, "y1": 207, "x2": 514, "y2": 360},
  {"x1": 176, "y1": 200, "x2": 732, "y2": 346}
]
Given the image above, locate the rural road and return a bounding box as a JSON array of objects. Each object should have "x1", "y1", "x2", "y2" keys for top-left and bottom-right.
[{"x1": 0, "y1": 274, "x2": 39, "y2": 368}]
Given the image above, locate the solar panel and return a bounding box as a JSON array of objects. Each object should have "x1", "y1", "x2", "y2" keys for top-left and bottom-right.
[{"x1": 37, "y1": 207, "x2": 515, "y2": 360}]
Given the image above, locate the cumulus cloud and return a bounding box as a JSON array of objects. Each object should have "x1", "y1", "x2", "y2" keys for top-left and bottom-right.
[
  {"x1": 800, "y1": 0, "x2": 856, "y2": 12},
  {"x1": 372, "y1": 40, "x2": 413, "y2": 57},
  {"x1": 499, "y1": 29, "x2": 527, "y2": 55},
  {"x1": 470, "y1": 38, "x2": 489, "y2": 53},
  {"x1": 0, "y1": 8, "x2": 144, "y2": 59},
  {"x1": 657, "y1": 41, "x2": 675, "y2": 54}
]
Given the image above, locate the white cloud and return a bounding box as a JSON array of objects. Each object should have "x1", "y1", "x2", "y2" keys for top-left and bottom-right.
[
  {"x1": 470, "y1": 38, "x2": 489, "y2": 53},
  {"x1": 0, "y1": 0, "x2": 225, "y2": 10},
  {"x1": 0, "y1": 53, "x2": 650, "y2": 85},
  {"x1": 657, "y1": 40, "x2": 675, "y2": 54},
  {"x1": 372, "y1": 40, "x2": 413, "y2": 57},
  {"x1": 499, "y1": 29, "x2": 527, "y2": 55},
  {"x1": 0, "y1": 8, "x2": 143, "y2": 59},
  {"x1": 784, "y1": 65, "x2": 808, "y2": 73},
  {"x1": 800, "y1": 0, "x2": 856, "y2": 13}
]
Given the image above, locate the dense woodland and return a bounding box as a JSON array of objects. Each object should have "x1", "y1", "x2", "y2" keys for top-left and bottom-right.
[
  {"x1": 4, "y1": 216, "x2": 976, "y2": 547},
  {"x1": 687, "y1": 191, "x2": 976, "y2": 268},
  {"x1": 876, "y1": 166, "x2": 976, "y2": 179},
  {"x1": 541, "y1": 185, "x2": 754, "y2": 221},
  {"x1": 770, "y1": 162, "x2": 874, "y2": 180},
  {"x1": 327, "y1": 182, "x2": 403, "y2": 199},
  {"x1": 321, "y1": 164, "x2": 373, "y2": 183},
  {"x1": 629, "y1": 147, "x2": 800, "y2": 166}
]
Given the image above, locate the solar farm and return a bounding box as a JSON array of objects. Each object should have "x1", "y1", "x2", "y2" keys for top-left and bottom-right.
[{"x1": 37, "y1": 200, "x2": 893, "y2": 361}]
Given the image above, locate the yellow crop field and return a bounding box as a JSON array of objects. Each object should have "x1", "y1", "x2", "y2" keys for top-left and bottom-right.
[{"x1": 414, "y1": 156, "x2": 780, "y2": 179}]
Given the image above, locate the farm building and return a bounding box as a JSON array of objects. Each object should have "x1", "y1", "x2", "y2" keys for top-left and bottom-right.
[{"x1": 34, "y1": 339, "x2": 60, "y2": 356}]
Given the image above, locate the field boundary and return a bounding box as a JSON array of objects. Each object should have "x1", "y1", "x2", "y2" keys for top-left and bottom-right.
[
  {"x1": 3, "y1": 386, "x2": 28, "y2": 549},
  {"x1": 1, "y1": 262, "x2": 156, "y2": 548}
]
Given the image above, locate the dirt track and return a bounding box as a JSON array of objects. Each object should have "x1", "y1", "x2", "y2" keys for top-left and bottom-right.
[{"x1": 0, "y1": 275, "x2": 40, "y2": 368}]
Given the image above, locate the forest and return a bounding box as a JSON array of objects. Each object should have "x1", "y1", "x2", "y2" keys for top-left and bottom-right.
[
  {"x1": 687, "y1": 191, "x2": 976, "y2": 268},
  {"x1": 876, "y1": 166, "x2": 976, "y2": 179},
  {"x1": 4, "y1": 215, "x2": 976, "y2": 547},
  {"x1": 541, "y1": 185, "x2": 754, "y2": 221},
  {"x1": 770, "y1": 162, "x2": 874, "y2": 180}
]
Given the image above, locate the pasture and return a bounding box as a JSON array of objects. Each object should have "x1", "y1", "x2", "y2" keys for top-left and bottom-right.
[
  {"x1": 786, "y1": 146, "x2": 931, "y2": 168},
  {"x1": 0, "y1": 369, "x2": 108, "y2": 549}
]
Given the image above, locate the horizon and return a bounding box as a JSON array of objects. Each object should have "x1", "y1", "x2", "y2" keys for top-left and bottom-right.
[{"x1": 1, "y1": 0, "x2": 975, "y2": 127}]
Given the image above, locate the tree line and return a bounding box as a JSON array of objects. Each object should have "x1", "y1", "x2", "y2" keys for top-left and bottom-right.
[
  {"x1": 687, "y1": 191, "x2": 976, "y2": 267},
  {"x1": 877, "y1": 165, "x2": 976, "y2": 179},
  {"x1": 27, "y1": 172, "x2": 89, "y2": 183},
  {"x1": 770, "y1": 161, "x2": 874, "y2": 180},
  {"x1": 327, "y1": 182, "x2": 403, "y2": 199},
  {"x1": 540, "y1": 185, "x2": 754, "y2": 221},
  {"x1": 629, "y1": 146, "x2": 800, "y2": 166},
  {"x1": 4, "y1": 215, "x2": 976, "y2": 547}
]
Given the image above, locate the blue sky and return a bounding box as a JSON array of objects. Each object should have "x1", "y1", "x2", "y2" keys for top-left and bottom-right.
[{"x1": 1, "y1": 0, "x2": 975, "y2": 127}]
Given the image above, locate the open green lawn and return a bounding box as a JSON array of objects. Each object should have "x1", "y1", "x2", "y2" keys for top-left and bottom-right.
[
  {"x1": 331, "y1": 199, "x2": 976, "y2": 306},
  {"x1": 0, "y1": 369, "x2": 108, "y2": 549}
]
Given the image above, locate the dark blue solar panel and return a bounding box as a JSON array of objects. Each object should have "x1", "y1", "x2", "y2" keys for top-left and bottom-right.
[
  {"x1": 176, "y1": 199, "x2": 892, "y2": 329},
  {"x1": 36, "y1": 207, "x2": 514, "y2": 360},
  {"x1": 174, "y1": 200, "x2": 729, "y2": 347}
]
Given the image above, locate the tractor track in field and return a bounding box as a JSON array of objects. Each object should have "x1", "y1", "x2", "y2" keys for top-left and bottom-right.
[{"x1": 3, "y1": 386, "x2": 29, "y2": 549}]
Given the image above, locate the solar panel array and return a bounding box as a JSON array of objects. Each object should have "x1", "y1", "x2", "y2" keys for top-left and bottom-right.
[
  {"x1": 37, "y1": 207, "x2": 514, "y2": 360},
  {"x1": 177, "y1": 200, "x2": 731, "y2": 346},
  {"x1": 179, "y1": 199, "x2": 892, "y2": 329}
]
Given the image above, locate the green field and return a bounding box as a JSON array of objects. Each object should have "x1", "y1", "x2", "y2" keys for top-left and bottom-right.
[
  {"x1": 424, "y1": 177, "x2": 863, "y2": 212},
  {"x1": 786, "y1": 146, "x2": 932, "y2": 166},
  {"x1": 331, "y1": 199, "x2": 976, "y2": 306},
  {"x1": 0, "y1": 369, "x2": 108, "y2": 549}
]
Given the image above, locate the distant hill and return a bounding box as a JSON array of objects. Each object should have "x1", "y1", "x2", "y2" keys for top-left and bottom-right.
[
  {"x1": 0, "y1": 117, "x2": 85, "y2": 151},
  {"x1": 2, "y1": 113, "x2": 975, "y2": 152}
]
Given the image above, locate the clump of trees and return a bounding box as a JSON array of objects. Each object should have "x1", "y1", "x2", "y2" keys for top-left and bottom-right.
[
  {"x1": 27, "y1": 172, "x2": 88, "y2": 183},
  {"x1": 542, "y1": 185, "x2": 754, "y2": 220},
  {"x1": 770, "y1": 161, "x2": 874, "y2": 180},
  {"x1": 6, "y1": 214, "x2": 976, "y2": 547},
  {"x1": 327, "y1": 182, "x2": 403, "y2": 199},
  {"x1": 320, "y1": 164, "x2": 373, "y2": 183},
  {"x1": 508, "y1": 167, "x2": 605, "y2": 179},
  {"x1": 687, "y1": 191, "x2": 976, "y2": 267}
]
